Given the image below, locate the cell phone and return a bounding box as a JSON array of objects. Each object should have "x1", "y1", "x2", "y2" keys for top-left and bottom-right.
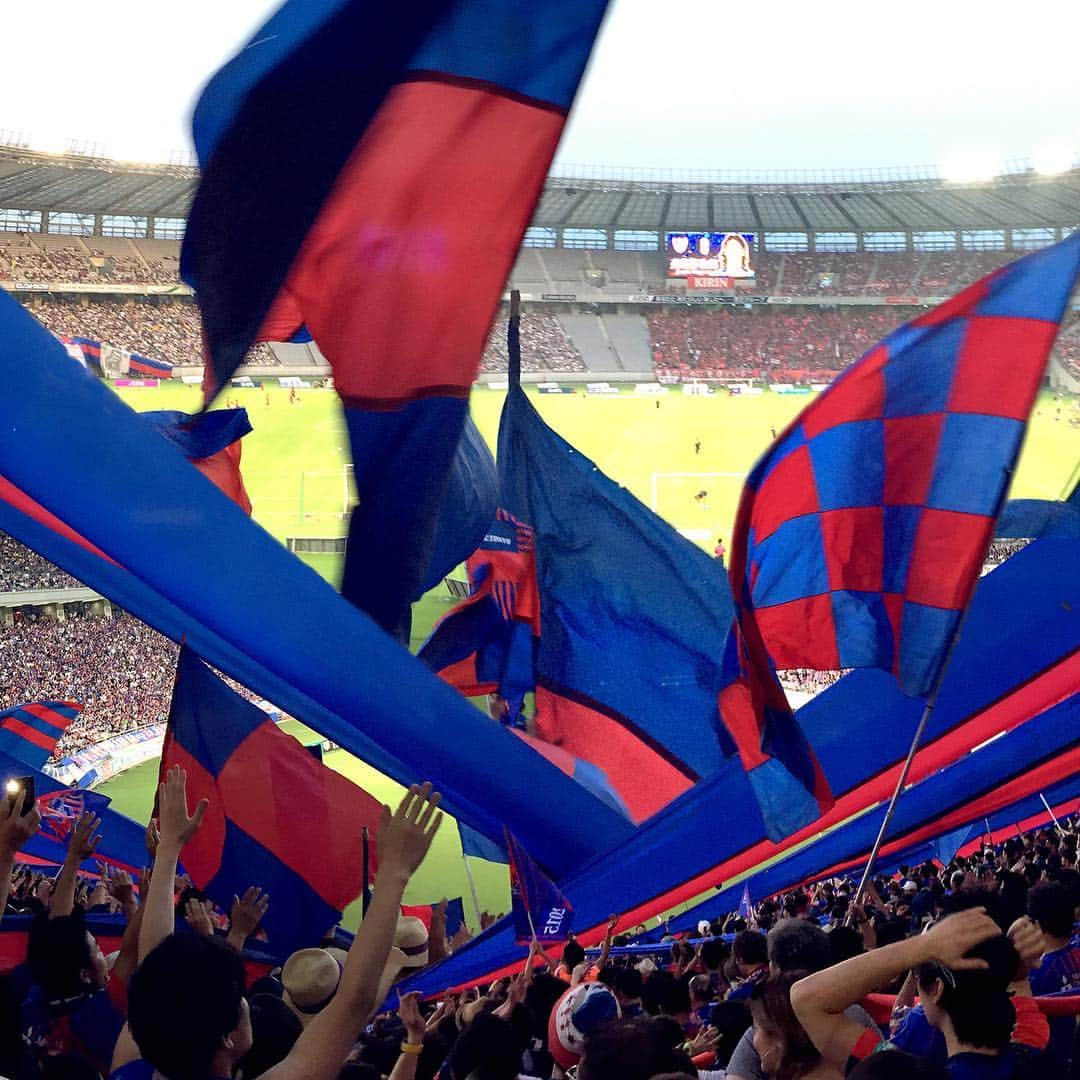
[{"x1": 5, "y1": 776, "x2": 34, "y2": 814}]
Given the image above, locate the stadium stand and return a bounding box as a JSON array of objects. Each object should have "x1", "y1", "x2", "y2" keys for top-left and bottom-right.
[{"x1": 480, "y1": 313, "x2": 584, "y2": 373}]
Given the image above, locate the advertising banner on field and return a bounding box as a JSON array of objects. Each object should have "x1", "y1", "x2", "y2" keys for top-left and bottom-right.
[
  {"x1": 112, "y1": 379, "x2": 159, "y2": 388},
  {"x1": 537, "y1": 383, "x2": 572, "y2": 395},
  {"x1": 587, "y1": 383, "x2": 620, "y2": 396}
]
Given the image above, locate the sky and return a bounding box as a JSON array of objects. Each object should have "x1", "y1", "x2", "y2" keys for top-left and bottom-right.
[{"x1": 3, "y1": 0, "x2": 1078, "y2": 176}]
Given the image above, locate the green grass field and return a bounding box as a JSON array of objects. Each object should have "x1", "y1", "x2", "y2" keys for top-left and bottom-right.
[{"x1": 96, "y1": 380, "x2": 1080, "y2": 925}]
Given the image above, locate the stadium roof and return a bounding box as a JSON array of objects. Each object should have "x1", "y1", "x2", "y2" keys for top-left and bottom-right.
[{"x1": 1, "y1": 144, "x2": 1079, "y2": 233}]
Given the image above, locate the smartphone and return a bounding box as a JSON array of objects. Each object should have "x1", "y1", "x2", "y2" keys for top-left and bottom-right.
[{"x1": 5, "y1": 776, "x2": 34, "y2": 814}]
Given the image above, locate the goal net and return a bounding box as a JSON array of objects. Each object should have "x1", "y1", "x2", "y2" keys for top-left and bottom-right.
[{"x1": 649, "y1": 471, "x2": 745, "y2": 542}]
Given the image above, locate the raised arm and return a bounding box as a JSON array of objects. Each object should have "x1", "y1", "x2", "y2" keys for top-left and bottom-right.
[
  {"x1": 0, "y1": 789, "x2": 40, "y2": 917},
  {"x1": 139, "y1": 766, "x2": 207, "y2": 961},
  {"x1": 50, "y1": 812, "x2": 101, "y2": 918},
  {"x1": 596, "y1": 914, "x2": 619, "y2": 970},
  {"x1": 226, "y1": 886, "x2": 269, "y2": 952},
  {"x1": 791, "y1": 908, "x2": 1000, "y2": 1069},
  {"x1": 267, "y1": 783, "x2": 442, "y2": 1080}
]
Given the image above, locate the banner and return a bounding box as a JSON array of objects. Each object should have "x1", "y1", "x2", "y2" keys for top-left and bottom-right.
[{"x1": 688, "y1": 276, "x2": 734, "y2": 290}]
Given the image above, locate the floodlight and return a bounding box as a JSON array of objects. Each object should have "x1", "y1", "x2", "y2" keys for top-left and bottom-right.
[{"x1": 940, "y1": 152, "x2": 1000, "y2": 184}]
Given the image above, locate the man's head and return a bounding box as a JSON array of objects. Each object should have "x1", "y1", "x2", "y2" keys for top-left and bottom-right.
[
  {"x1": 561, "y1": 939, "x2": 586, "y2": 971},
  {"x1": 27, "y1": 911, "x2": 107, "y2": 1000},
  {"x1": 1028, "y1": 881, "x2": 1075, "y2": 941},
  {"x1": 280, "y1": 948, "x2": 342, "y2": 1025},
  {"x1": 613, "y1": 967, "x2": 643, "y2": 1006},
  {"x1": 766, "y1": 918, "x2": 832, "y2": 975},
  {"x1": 128, "y1": 934, "x2": 251, "y2": 1080},
  {"x1": 732, "y1": 930, "x2": 768, "y2": 975},
  {"x1": 578, "y1": 1018, "x2": 694, "y2": 1080}
]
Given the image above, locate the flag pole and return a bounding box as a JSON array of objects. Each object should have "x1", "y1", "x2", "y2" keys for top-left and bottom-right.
[
  {"x1": 1039, "y1": 793, "x2": 1064, "y2": 836},
  {"x1": 848, "y1": 466, "x2": 1018, "y2": 915},
  {"x1": 984, "y1": 817, "x2": 993, "y2": 845},
  {"x1": 508, "y1": 289, "x2": 521, "y2": 388},
  {"x1": 361, "y1": 826, "x2": 370, "y2": 918},
  {"x1": 462, "y1": 852, "x2": 483, "y2": 931}
]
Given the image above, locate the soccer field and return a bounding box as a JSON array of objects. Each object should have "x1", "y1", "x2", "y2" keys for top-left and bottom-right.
[{"x1": 99, "y1": 380, "x2": 1080, "y2": 923}]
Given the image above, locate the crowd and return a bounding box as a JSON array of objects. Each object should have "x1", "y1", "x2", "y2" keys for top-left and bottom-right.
[
  {"x1": 20, "y1": 297, "x2": 275, "y2": 368},
  {"x1": 0, "y1": 610, "x2": 178, "y2": 758},
  {"x1": 481, "y1": 315, "x2": 585, "y2": 374},
  {"x1": 0, "y1": 240, "x2": 177, "y2": 286},
  {"x1": 648, "y1": 308, "x2": 903, "y2": 382},
  {"x1": 0, "y1": 770, "x2": 1075, "y2": 1080},
  {"x1": 0, "y1": 533, "x2": 81, "y2": 591}
]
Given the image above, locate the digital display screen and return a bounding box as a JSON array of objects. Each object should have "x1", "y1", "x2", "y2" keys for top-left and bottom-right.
[{"x1": 666, "y1": 232, "x2": 756, "y2": 279}]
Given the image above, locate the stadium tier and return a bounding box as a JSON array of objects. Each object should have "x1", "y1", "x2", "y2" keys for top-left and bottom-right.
[{"x1": 2, "y1": 143, "x2": 1079, "y2": 380}]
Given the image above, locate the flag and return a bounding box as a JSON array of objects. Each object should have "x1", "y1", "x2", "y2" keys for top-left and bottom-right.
[
  {"x1": 162, "y1": 647, "x2": 386, "y2": 956},
  {"x1": 127, "y1": 353, "x2": 173, "y2": 379},
  {"x1": 738, "y1": 883, "x2": 753, "y2": 921},
  {"x1": 401, "y1": 898, "x2": 466, "y2": 938},
  {"x1": 181, "y1": 0, "x2": 610, "y2": 639},
  {"x1": 141, "y1": 408, "x2": 253, "y2": 513},
  {"x1": 0, "y1": 288, "x2": 637, "y2": 878},
  {"x1": 505, "y1": 830, "x2": 573, "y2": 946},
  {"x1": 460, "y1": 822, "x2": 509, "y2": 865},
  {"x1": 423, "y1": 381, "x2": 735, "y2": 823},
  {"x1": 37, "y1": 789, "x2": 111, "y2": 846},
  {"x1": 0, "y1": 701, "x2": 82, "y2": 771},
  {"x1": 723, "y1": 235, "x2": 1080, "y2": 838},
  {"x1": 63, "y1": 337, "x2": 102, "y2": 376}
]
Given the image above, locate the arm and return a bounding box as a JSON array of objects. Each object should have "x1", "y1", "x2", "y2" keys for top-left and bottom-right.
[
  {"x1": 107, "y1": 868, "x2": 144, "y2": 986},
  {"x1": 428, "y1": 899, "x2": 449, "y2": 965},
  {"x1": 595, "y1": 914, "x2": 618, "y2": 971},
  {"x1": 0, "y1": 789, "x2": 41, "y2": 917},
  {"x1": 226, "y1": 886, "x2": 269, "y2": 952},
  {"x1": 791, "y1": 908, "x2": 1000, "y2": 1069},
  {"x1": 139, "y1": 766, "x2": 207, "y2": 961},
  {"x1": 387, "y1": 991, "x2": 426, "y2": 1080},
  {"x1": 266, "y1": 783, "x2": 442, "y2": 1080},
  {"x1": 50, "y1": 812, "x2": 101, "y2": 918}
]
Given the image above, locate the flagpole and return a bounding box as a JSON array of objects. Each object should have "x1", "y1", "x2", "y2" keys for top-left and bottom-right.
[
  {"x1": 848, "y1": 612, "x2": 970, "y2": 914},
  {"x1": 848, "y1": 465, "x2": 1018, "y2": 916},
  {"x1": 462, "y1": 853, "x2": 483, "y2": 931},
  {"x1": 508, "y1": 289, "x2": 521, "y2": 387},
  {"x1": 361, "y1": 826, "x2": 370, "y2": 918},
  {"x1": 1039, "y1": 793, "x2": 1064, "y2": 836},
  {"x1": 984, "y1": 817, "x2": 993, "y2": 845}
]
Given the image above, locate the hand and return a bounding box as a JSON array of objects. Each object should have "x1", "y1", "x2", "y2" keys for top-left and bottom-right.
[
  {"x1": 606, "y1": 913, "x2": 618, "y2": 935},
  {"x1": 230, "y1": 886, "x2": 269, "y2": 940},
  {"x1": 686, "y1": 1026, "x2": 720, "y2": 1056},
  {"x1": 922, "y1": 908, "x2": 1000, "y2": 970},
  {"x1": 156, "y1": 766, "x2": 208, "y2": 850},
  {"x1": 185, "y1": 896, "x2": 215, "y2": 938},
  {"x1": 145, "y1": 819, "x2": 160, "y2": 859},
  {"x1": 376, "y1": 783, "x2": 442, "y2": 880},
  {"x1": 105, "y1": 865, "x2": 137, "y2": 908},
  {"x1": 1007, "y1": 916, "x2": 1045, "y2": 979},
  {"x1": 86, "y1": 880, "x2": 109, "y2": 908},
  {"x1": 449, "y1": 923, "x2": 472, "y2": 950},
  {"x1": 0, "y1": 788, "x2": 40, "y2": 857},
  {"x1": 480, "y1": 910, "x2": 497, "y2": 930},
  {"x1": 397, "y1": 990, "x2": 426, "y2": 1043},
  {"x1": 67, "y1": 812, "x2": 102, "y2": 864}
]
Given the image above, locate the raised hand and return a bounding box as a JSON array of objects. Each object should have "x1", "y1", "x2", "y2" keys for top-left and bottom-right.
[
  {"x1": 185, "y1": 896, "x2": 215, "y2": 938},
  {"x1": 923, "y1": 908, "x2": 1000, "y2": 971},
  {"x1": 397, "y1": 990, "x2": 427, "y2": 1045},
  {"x1": 145, "y1": 819, "x2": 160, "y2": 859},
  {"x1": 1007, "y1": 916, "x2": 1046, "y2": 980},
  {"x1": 230, "y1": 886, "x2": 270, "y2": 940},
  {"x1": 0, "y1": 788, "x2": 40, "y2": 857},
  {"x1": 156, "y1": 766, "x2": 208, "y2": 851},
  {"x1": 376, "y1": 783, "x2": 442, "y2": 881},
  {"x1": 67, "y1": 812, "x2": 102, "y2": 863}
]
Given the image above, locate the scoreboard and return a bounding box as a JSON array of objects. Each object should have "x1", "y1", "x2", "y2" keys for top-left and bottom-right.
[{"x1": 666, "y1": 232, "x2": 756, "y2": 281}]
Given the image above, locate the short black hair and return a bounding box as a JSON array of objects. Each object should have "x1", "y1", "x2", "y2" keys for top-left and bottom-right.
[
  {"x1": 707, "y1": 1001, "x2": 751, "y2": 1067},
  {"x1": 766, "y1": 919, "x2": 831, "y2": 974},
  {"x1": 699, "y1": 938, "x2": 729, "y2": 971},
  {"x1": 613, "y1": 967, "x2": 643, "y2": 1000},
  {"x1": 578, "y1": 1018, "x2": 695, "y2": 1080},
  {"x1": 561, "y1": 939, "x2": 586, "y2": 970},
  {"x1": 732, "y1": 930, "x2": 767, "y2": 967},
  {"x1": 27, "y1": 910, "x2": 93, "y2": 999},
  {"x1": 128, "y1": 934, "x2": 247, "y2": 1080},
  {"x1": 1028, "y1": 881, "x2": 1075, "y2": 939},
  {"x1": 237, "y1": 994, "x2": 301, "y2": 1079}
]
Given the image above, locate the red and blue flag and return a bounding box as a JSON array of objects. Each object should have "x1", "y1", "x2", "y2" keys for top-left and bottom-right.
[
  {"x1": 0, "y1": 701, "x2": 81, "y2": 771},
  {"x1": 505, "y1": 830, "x2": 573, "y2": 946},
  {"x1": 38, "y1": 788, "x2": 111, "y2": 846},
  {"x1": 162, "y1": 647, "x2": 386, "y2": 956},
  {"x1": 181, "y1": 0, "x2": 610, "y2": 638},
  {"x1": 63, "y1": 337, "x2": 102, "y2": 376},
  {"x1": 127, "y1": 353, "x2": 173, "y2": 379},
  {"x1": 722, "y1": 234, "x2": 1080, "y2": 838}
]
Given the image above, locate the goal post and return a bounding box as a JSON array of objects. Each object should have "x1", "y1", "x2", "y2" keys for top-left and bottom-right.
[{"x1": 649, "y1": 471, "x2": 746, "y2": 542}]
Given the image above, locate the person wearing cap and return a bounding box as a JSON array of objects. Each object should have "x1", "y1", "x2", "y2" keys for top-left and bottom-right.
[
  {"x1": 548, "y1": 982, "x2": 621, "y2": 1073},
  {"x1": 110, "y1": 771, "x2": 443, "y2": 1080}
]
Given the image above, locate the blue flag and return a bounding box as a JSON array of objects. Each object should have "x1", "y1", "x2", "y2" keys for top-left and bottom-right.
[
  {"x1": 505, "y1": 830, "x2": 573, "y2": 945},
  {"x1": 460, "y1": 822, "x2": 509, "y2": 865},
  {"x1": 738, "y1": 883, "x2": 753, "y2": 921}
]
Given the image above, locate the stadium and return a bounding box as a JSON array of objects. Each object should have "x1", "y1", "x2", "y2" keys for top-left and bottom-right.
[{"x1": 0, "y1": 8, "x2": 1079, "y2": 1078}]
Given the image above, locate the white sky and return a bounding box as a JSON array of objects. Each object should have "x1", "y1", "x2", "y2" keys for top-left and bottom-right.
[{"x1": 3, "y1": 0, "x2": 1079, "y2": 174}]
